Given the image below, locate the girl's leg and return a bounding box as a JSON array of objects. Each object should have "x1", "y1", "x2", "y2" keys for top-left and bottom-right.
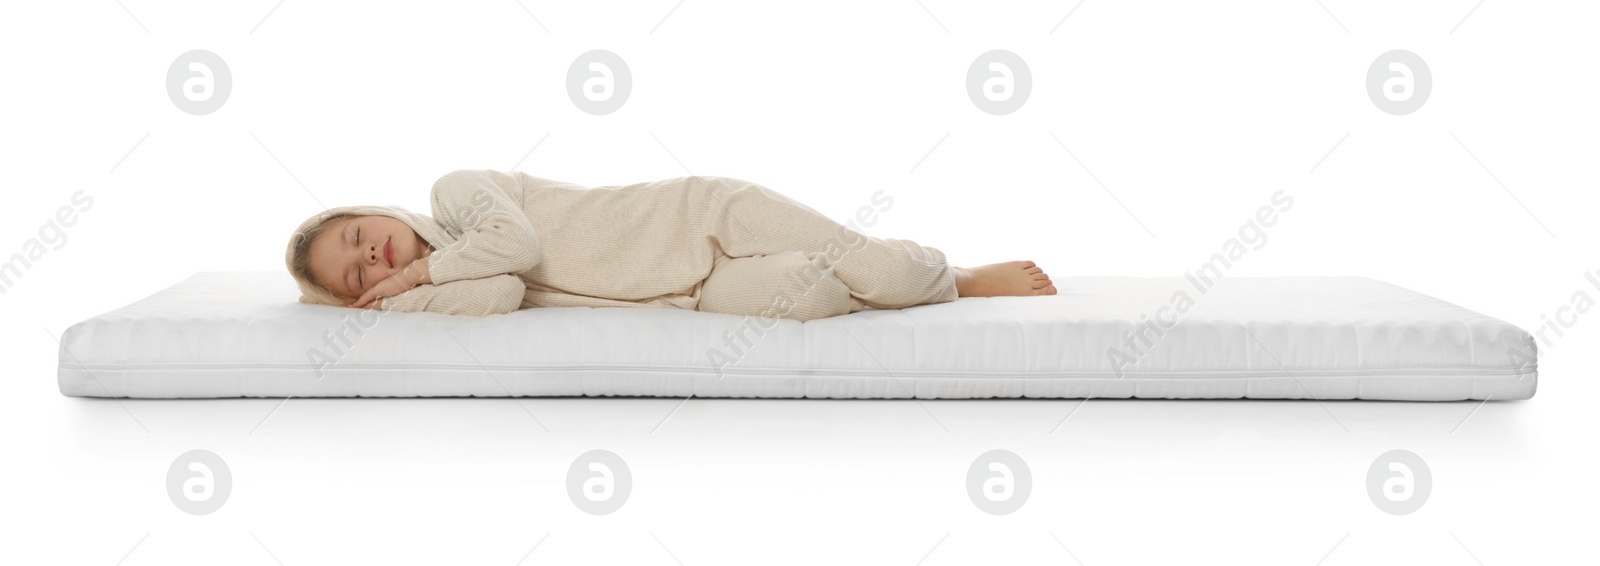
[
  {"x1": 688, "y1": 176, "x2": 958, "y2": 310},
  {"x1": 695, "y1": 251, "x2": 864, "y2": 321}
]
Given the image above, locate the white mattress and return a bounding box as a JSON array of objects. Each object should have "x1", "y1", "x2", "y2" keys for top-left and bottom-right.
[{"x1": 57, "y1": 271, "x2": 1537, "y2": 401}]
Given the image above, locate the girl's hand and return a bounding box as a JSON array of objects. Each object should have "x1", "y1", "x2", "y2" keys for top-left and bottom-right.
[{"x1": 350, "y1": 270, "x2": 416, "y2": 309}]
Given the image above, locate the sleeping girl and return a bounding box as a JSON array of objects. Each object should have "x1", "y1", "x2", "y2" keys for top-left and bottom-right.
[{"x1": 284, "y1": 170, "x2": 1055, "y2": 320}]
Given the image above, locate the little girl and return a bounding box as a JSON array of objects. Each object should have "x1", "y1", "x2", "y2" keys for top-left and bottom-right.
[{"x1": 284, "y1": 170, "x2": 1055, "y2": 320}]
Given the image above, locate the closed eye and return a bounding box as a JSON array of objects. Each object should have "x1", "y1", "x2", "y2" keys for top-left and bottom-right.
[{"x1": 355, "y1": 227, "x2": 363, "y2": 289}]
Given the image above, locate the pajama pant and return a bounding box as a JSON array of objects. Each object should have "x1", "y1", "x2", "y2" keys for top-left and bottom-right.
[{"x1": 518, "y1": 175, "x2": 959, "y2": 321}]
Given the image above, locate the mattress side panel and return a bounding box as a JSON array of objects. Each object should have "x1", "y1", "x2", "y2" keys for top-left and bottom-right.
[{"x1": 55, "y1": 274, "x2": 1535, "y2": 400}]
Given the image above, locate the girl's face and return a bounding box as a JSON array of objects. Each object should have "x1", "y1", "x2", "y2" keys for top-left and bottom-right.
[{"x1": 309, "y1": 215, "x2": 432, "y2": 301}]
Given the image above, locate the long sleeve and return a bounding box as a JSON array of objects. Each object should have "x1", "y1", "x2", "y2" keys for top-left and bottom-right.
[
  {"x1": 425, "y1": 169, "x2": 543, "y2": 285},
  {"x1": 380, "y1": 273, "x2": 526, "y2": 316}
]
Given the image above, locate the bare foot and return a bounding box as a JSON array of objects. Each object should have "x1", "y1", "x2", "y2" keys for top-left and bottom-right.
[{"x1": 952, "y1": 260, "x2": 1057, "y2": 297}]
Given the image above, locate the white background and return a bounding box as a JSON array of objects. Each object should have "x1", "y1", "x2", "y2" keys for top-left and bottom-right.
[{"x1": 2, "y1": 0, "x2": 1596, "y2": 563}]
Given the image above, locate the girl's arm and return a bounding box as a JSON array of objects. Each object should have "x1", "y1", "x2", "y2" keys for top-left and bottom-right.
[
  {"x1": 425, "y1": 169, "x2": 542, "y2": 285},
  {"x1": 376, "y1": 274, "x2": 526, "y2": 316},
  {"x1": 349, "y1": 169, "x2": 540, "y2": 316}
]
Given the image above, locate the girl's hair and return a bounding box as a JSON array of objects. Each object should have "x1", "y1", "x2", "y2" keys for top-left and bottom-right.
[{"x1": 286, "y1": 211, "x2": 357, "y2": 305}]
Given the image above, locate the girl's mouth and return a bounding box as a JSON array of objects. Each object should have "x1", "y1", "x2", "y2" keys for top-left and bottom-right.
[{"x1": 384, "y1": 239, "x2": 394, "y2": 268}]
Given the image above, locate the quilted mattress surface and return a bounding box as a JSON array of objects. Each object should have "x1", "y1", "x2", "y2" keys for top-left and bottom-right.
[{"x1": 57, "y1": 271, "x2": 1537, "y2": 401}]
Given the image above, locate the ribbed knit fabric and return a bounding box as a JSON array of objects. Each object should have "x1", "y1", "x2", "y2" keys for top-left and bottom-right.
[{"x1": 287, "y1": 170, "x2": 959, "y2": 319}]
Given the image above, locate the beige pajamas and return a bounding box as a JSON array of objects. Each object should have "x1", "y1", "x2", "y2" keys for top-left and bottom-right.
[
  {"x1": 368, "y1": 170, "x2": 959, "y2": 319},
  {"x1": 518, "y1": 174, "x2": 958, "y2": 321}
]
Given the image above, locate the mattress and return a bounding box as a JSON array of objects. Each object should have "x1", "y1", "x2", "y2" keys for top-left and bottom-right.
[{"x1": 57, "y1": 271, "x2": 1537, "y2": 401}]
